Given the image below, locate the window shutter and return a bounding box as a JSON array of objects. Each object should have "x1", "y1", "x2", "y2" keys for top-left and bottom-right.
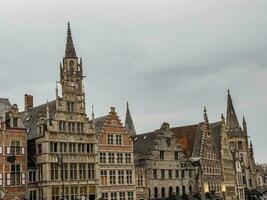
[
  {"x1": 6, "y1": 173, "x2": 10, "y2": 186},
  {"x1": 0, "y1": 146, "x2": 2, "y2": 154},
  {"x1": 21, "y1": 173, "x2": 26, "y2": 185},
  {"x1": 6, "y1": 146, "x2": 10, "y2": 155},
  {"x1": 0, "y1": 173, "x2": 2, "y2": 186},
  {"x1": 21, "y1": 147, "x2": 25, "y2": 155}
]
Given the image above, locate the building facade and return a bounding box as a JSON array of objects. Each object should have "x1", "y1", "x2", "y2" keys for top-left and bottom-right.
[
  {"x1": 0, "y1": 102, "x2": 27, "y2": 200},
  {"x1": 133, "y1": 122, "x2": 196, "y2": 200},
  {"x1": 173, "y1": 108, "x2": 223, "y2": 198},
  {"x1": 95, "y1": 107, "x2": 136, "y2": 200},
  {"x1": 226, "y1": 91, "x2": 258, "y2": 196},
  {"x1": 21, "y1": 23, "x2": 98, "y2": 200}
]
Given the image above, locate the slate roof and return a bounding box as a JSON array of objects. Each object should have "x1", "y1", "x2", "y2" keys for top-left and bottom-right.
[
  {"x1": 0, "y1": 98, "x2": 11, "y2": 119},
  {"x1": 210, "y1": 121, "x2": 223, "y2": 157},
  {"x1": 94, "y1": 115, "x2": 108, "y2": 134},
  {"x1": 0, "y1": 98, "x2": 11, "y2": 106},
  {"x1": 20, "y1": 100, "x2": 56, "y2": 140},
  {"x1": 132, "y1": 130, "x2": 160, "y2": 159}
]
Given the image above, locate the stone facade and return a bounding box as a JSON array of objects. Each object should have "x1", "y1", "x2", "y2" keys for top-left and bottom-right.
[
  {"x1": 21, "y1": 23, "x2": 98, "y2": 200},
  {"x1": 226, "y1": 91, "x2": 257, "y2": 198},
  {"x1": 133, "y1": 122, "x2": 196, "y2": 200},
  {"x1": 0, "y1": 103, "x2": 27, "y2": 200},
  {"x1": 95, "y1": 107, "x2": 136, "y2": 200}
]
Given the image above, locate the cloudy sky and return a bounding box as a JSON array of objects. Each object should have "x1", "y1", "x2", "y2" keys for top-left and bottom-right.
[{"x1": 0, "y1": 0, "x2": 267, "y2": 163}]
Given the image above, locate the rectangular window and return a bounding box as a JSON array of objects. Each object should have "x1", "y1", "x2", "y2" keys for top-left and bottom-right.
[
  {"x1": 108, "y1": 134, "x2": 114, "y2": 145},
  {"x1": 29, "y1": 190, "x2": 37, "y2": 200},
  {"x1": 116, "y1": 135, "x2": 122, "y2": 145},
  {"x1": 100, "y1": 152, "x2": 106, "y2": 163},
  {"x1": 11, "y1": 141, "x2": 20, "y2": 155},
  {"x1": 118, "y1": 170, "x2": 124, "y2": 184},
  {"x1": 102, "y1": 193, "x2": 108, "y2": 200},
  {"x1": 70, "y1": 163, "x2": 77, "y2": 180},
  {"x1": 70, "y1": 187, "x2": 78, "y2": 200},
  {"x1": 50, "y1": 142, "x2": 58, "y2": 153},
  {"x1": 161, "y1": 169, "x2": 165, "y2": 179},
  {"x1": 67, "y1": 101, "x2": 75, "y2": 112},
  {"x1": 153, "y1": 169, "x2": 157, "y2": 179},
  {"x1": 100, "y1": 170, "x2": 107, "y2": 185},
  {"x1": 175, "y1": 170, "x2": 179, "y2": 178},
  {"x1": 109, "y1": 170, "x2": 116, "y2": 185},
  {"x1": 125, "y1": 153, "x2": 131, "y2": 163},
  {"x1": 63, "y1": 163, "x2": 68, "y2": 180},
  {"x1": 119, "y1": 192, "x2": 126, "y2": 200},
  {"x1": 160, "y1": 150, "x2": 164, "y2": 160},
  {"x1": 109, "y1": 153, "x2": 115, "y2": 163},
  {"x1": 168, "y1": 169, "x2": 172, "y2": 179},
  {"x1": 174, "y1": 151, "x2": 179, "y2": 160},
  {"x1": 51, "y1": 187, "x2": 60, "y2": 200},
  {"x1": 60, "y1": 143, "x2": 67, "y2": 153},
  {"x1": 87, "y1": 143, "x2": 94, "y2": 153},
  {"x1": 11, "y1": 164, "x2": 21, "y2": 186},
  {"x1": 50, "y1": 163, "x2": 58, "y2": 181},
  {"x1": 13, "y1": 118, "x2": 18, "y2": 127},
  {"x1": 88, "y1": 163, "x2": 95, "y2": 180},
  {"x1": 181, "y1": 170, "x2": 185, "y2": 178},
  {"x1": 69, "y1": 143, "x2": 76, "y2": 153},
  {"x1": 29, "y1": 171, "x2": 36, "y2": 182},
  {"x1": 138, "y1": 175, "x2": 144, "y2": 186},
  {"x1": 126, "y1": 170, "x2": 132, "y2": 184},
  {"x1": 79, "y1": 163, "x2": 86, "y2": 180},
  {"x1": 117, "y1": 153, "x2": 123, "y2": 163},
  {"x1": 111, "y1": 192, "x2": 117, "y2": 200},
  {"x1": 0, "y1": 173, "x2": 3, "y2": 186},
  {"x1": 166, "y1": 137, "x2": 171, "y2": 147},
  {"x1": 127, "y1": 192, "x2": 134, "y2": 200}
]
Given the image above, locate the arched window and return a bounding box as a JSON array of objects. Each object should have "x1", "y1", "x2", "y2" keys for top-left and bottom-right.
[
  {"x1": 149, "y1": 188, "x2": 151, "y2": 199},
  {"x1": 154, "y1": 187, "x2": 158, "y2": 198},
  {"x1": 176, "y1": 186, "x2": 180, "y2": 195},
  {"x1": 161, "y1": 187, "x2": 165, "y2": 198},
  {"x1": 189, "y1": 185, "x2": 192, "y2": 195},
  {"x1": 169, "y1": 186, "x2": 173, "y2": 197}
]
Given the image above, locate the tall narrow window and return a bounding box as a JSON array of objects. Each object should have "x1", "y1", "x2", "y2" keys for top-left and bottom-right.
[
  {"x1": 88, "y1": 163, "x2": 95, "y2": 180},
  {"x1": 126, "y1": 170, "x2": 132, "y2": 184},
  {"x1": 11, "y1": 164, "x2": 20, "y2": 186},
  {"x1": 108, "y1": 153, "x2": 115, "y2": 163},
  {"x1": 117, "y1": 153, "x2": 123, "y2": 163},
  {"x1": 174, "y1": 151, "x2": 179, "y2": 160},
  {"x1": 160, "y1": 150, "x2": 164, "y2": 160},
  {"x1": 118, "y1": 170, "x2": 124, "y2": 184},
  {"x1": 108, "y1": 134, "x2": 114, "y2": 145},
  {"x1": 125, "y1": 153, "x2": 131, "y2": 163},
  {"x1": 116, "y1": 135, "x2": 122, "y2": 145},
  {"x1": 67, "y1": 102, "x2": 75, "y2": 112},
  {"x1": 100, "y1": 152, "x2": 106, "y2": 163},
  {"x1": 109, "y1": 170, "x2": 116, "y2": 185},
  {"x1": 100, "y1": 170, "x2": 107, "y2": 185}
]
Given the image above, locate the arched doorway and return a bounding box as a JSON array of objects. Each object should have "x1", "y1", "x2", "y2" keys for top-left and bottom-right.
[
  {"x1": 176, "y1": 186, "x2": 180, "y2": 196},
  {"x1": 169, "y1": 186, "x2": 173, "y2": 197},
  {"x1": 182, "y1": 186, "x2": 186, "y2": 195},
  {"x1": 154, "y1": 187, "x2": 158, "y2": 198},
  {"x1": 189, "y1": 185, "x2": 192, "y2": 195}
]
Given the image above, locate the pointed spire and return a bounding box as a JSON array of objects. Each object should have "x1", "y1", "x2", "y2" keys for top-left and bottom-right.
[
  {"x1": 65, "y1": 22, "x2": 77, "y2": 58},
  {"x1": 226, "y1": 90, "x2": 240, "y2": 130},
  {"x1": 221, "y1": 113, "x2": 225, "y2": 123},
  {"x1": 55, "y1": 80, "x2": 58, "y2": 98},
  {"x1": 203, "y1": 106, "x2": 209, "y2": 126},
  {"x1": 125, "y1": 102, "x2": 136, "y2": 136},
  {"x1": 242, "y1": 115, "x2": 247, "y2": 131},
  {"x1": 250, "y1": 140, "x2": 254, "y2": 155},
  {"x1": 92, "y1": 104, "x2": 95, "y2": 121}
]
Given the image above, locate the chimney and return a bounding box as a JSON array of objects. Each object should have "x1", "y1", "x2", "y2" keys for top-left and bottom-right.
[{"x1": 24, "y1": 94, "x2": 33, "y2": 111}]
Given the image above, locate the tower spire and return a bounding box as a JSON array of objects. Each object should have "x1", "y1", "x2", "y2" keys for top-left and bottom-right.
[
  {"x1": 65, "y1": 22, "x2": 77, "y2": 58},
  {"x1": 203, "y1": 106, "x2": 209, "y2": 125},
  {"x1": 226, "y1": 90, "x2": 240, "y2": 130},
  {"x1": 125, "y1": 102, "x2": 136, "y2": 136}
]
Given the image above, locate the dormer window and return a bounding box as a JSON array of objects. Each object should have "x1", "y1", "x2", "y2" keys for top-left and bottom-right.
[{"x1": 166, "y1": 137, "x2": 171, "y2": 147}]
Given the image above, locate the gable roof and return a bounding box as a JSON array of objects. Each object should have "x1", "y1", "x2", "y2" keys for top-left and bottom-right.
[
  {"x1": 171, "y1": 124, "x2": 199, "y2": 158},
  {"x1": 132, "y1": 130, "x2": 159, "y2": 159},
  {"x1": 20, "y1": 100, "x2": 56, "y2": 140}
]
